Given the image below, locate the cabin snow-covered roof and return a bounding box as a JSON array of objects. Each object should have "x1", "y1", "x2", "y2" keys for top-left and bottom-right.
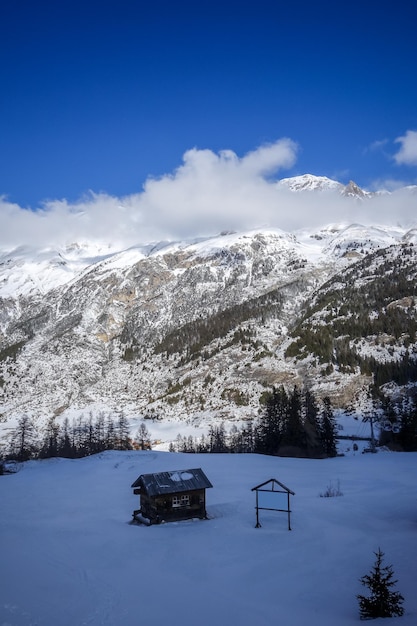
[{"x1": 131, "y1": 468, "x2": 213, "y2": 497}]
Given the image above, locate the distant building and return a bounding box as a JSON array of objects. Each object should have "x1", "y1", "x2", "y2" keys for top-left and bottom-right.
[{"x1": 131, "y1": 468, "x2": 213, "y2": 525}]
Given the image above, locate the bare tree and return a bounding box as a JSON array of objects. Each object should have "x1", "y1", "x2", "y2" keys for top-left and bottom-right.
[{"x1": 134, "y1": 423, "x2": 152, "y2": 450}]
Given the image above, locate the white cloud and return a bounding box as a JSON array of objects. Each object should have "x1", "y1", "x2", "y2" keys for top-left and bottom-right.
[
  {"x1": 139, "y1": 139, "x2": 299, "y2": 239},
  {"x1": 1, "y1": 138, "x2": 417, "y2": 250},
  {"x1": 363, "y1": 138, "x2": 389, "y2": 154},
  {"x1": 393, "y1": 130, "x2": 417, "y2": 166},
  {"x1": 240, "y1": 139, "x2": 298, "y2": 175},
  {"x1": 368, "y1": 178, "x2": 412, "y2": 192}
]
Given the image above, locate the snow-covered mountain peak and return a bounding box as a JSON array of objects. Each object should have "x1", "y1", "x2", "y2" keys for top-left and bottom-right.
[
  {"x1": 277, "y1": 174, "x2": 376, "y2": 200},
  {"x1": 277, "y1": 173, "x2": 343, "y2": 192},
  {"x1": 341, "y1": 180, "x2": 372, "y2": 199}
]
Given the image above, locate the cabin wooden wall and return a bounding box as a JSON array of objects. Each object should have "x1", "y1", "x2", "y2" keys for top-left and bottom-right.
[{"x1": 140, "y1": 489, "x2": 207, "y2": 522}]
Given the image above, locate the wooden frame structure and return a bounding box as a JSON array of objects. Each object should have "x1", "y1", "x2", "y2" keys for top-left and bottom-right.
[{"x1": 251, "y1": 478, "x2": 295, "y2": 530}]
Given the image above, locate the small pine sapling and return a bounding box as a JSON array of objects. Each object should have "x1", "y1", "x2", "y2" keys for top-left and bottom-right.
[{"x1": 357, "y1": 548, "x2": 404, "y2": 619}]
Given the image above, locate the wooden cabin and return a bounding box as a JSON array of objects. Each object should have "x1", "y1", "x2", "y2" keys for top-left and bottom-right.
[{"x1": 131, "y1": 468, "x2": 213, "y2": 525}]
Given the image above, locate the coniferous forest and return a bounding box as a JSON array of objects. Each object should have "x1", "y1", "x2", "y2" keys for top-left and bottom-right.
[
  {"x1": 3, "y1": 381, "x2": 417, "y2": 463},
  {"x1": 2, "y1": 387, "x2": 337, "y2": 462},
  {"x1": 170, "y1": 386, "x2": 338, "y2": 458}
]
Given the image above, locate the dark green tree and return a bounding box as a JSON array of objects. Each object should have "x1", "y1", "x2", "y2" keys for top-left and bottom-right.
[
  {"x1": 398, "y1": 400, "x2": 417, "y2": 451},
  {"x1": 256, "y1": 387, "x2": 337, "y2": 458},
  {"x1": 208, "y1": 423, "x2": 227, "y2": 452},
  {"x1": 197, "y1": 433, "x2": 208, "y2": 453},
  {"x1": 116, "y1": 413, "x2": 132, "y2": 450},
  {"x1": 319, "y1": 396, "x2": 337, "y2": 457},
  {"x1": 255, "y1": 386, "x2": 288, "y2": 454},
  {"x1": 303, "y1": 389, "x2": 323, "y2": 457},
  {"x1": 281, "y1": 386, "x2": 304, "y2": 450},
  {"x1": 105, "y1": 415, "x2": 116, "y2": 450},
  {"x1": 357, "y1": 548, "x2": 404, "y2": 619},
  {"x1": 241, "y1": 420, "x2": 254, "y2": 453}
]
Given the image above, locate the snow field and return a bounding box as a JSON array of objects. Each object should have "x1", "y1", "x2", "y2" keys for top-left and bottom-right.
[{"x1": 0, "y1": 450, "x2": 416, "y2": 625}]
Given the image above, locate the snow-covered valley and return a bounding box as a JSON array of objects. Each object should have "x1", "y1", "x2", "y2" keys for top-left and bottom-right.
[{"x1": 1, "y1": 449, "x2": 416, "y2": 625}]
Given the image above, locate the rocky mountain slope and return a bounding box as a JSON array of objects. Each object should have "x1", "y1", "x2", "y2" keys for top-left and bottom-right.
[{"x1": 1, "y1": 177, "x2": 417, "y2": 437}]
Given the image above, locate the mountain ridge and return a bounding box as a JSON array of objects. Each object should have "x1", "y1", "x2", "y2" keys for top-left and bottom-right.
[{"x1": 1, "y1": 175, "x2": 417, "y2": 440}]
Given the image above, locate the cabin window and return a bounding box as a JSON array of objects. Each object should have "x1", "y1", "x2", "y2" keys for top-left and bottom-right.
[{"x1": 172, "y1": 494, "x2": 190, "y2": 508}]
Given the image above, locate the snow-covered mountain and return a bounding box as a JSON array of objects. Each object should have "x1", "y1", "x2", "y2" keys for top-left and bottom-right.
[
  {"x1": 277, "y1": 173, "x2": 417, "y2": 198},
  {"x1": 277, "y1": 173, "x2": 345, "y2": 193},
  {"x1": 1, "y1": 175, "x2": 417, "y2": 439},
  {"x1": 277, "y1": 173, "x2": 374, "y2": 198}
]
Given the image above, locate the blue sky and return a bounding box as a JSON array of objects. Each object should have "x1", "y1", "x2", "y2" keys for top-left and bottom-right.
[{"x1": 1, "y1": 0, "x2": 417, "y2": 244}]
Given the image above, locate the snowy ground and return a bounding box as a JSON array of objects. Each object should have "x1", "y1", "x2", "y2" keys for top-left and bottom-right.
[{"x1": 1, "y1": 449, "x2": 416, "y2": 626}]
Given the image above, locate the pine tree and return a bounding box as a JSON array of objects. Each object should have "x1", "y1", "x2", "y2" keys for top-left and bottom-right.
[
  {"x1": 208, "y1": 423, "x2": 227, "y2": 452},
  {"x1": 186, "y1": 435, "x2": 195, "y2": 453},
  {"x1": 357, "y1": 548, "x2": 404, "y2": 619},
  {"x1": 255, "y1": 386, "x2": 287, "y2": 454},
  {"x1": 303, "y1": 389, "x2": 323, "y2": 457},
  {"x1": 398, "y1": 398, "x2": 417, "y2": 451},
  {"x1": 319, "y1": 396, "x2": 337, "y2": 457},
  {"x1": 105, "y1": 415, "x2": 116, "y2": 450},
  {"x1": 281, "y1": 386, "x2": 304, "y2": 450},
  {"x1": 242, "y1": 421, "x2": 254, "y2": 453},
  {"x1": 197, "y1": 433, "x2": 208, "y2": 452},
  {"x1": 116, "y1": 413, "x2": 132, "y2": 450}
]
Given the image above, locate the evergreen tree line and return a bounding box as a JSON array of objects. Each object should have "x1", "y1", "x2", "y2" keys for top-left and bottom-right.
[
  {"x1": 169, "y1": 421, "x2": 256, "y2": 454},
  {"x1": 254, "y1": 386, "x2": 337, "y2": 457},
  {"x1": 152, "y1": 287, "x2": 285, "y2": 360},
  {"x1": 311, "y1": 244, "x2": 415, "y2": 323},
  {"x1": 286, "y1": 244, "x2": 417, "y2": 367},
  {"x1": 3, "y1": 413, "x2": 152, "y2": 462},
  {"x1": 365, "y1": 351, "x2": 417, "y2": 387},
  {"x1": 286, "y1": 313, "x2": 417, "y2": 369},
  {"x1": 170, "y1": 386, "x2": 338, "y2": 458},
  {"x1": 377, "y1": 391, "x2": 417, "y2": 451}
]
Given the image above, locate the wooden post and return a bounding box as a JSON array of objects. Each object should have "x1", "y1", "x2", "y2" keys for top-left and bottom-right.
[
  {"x1": 255, "y1": 489, "x2": 261, "y2": 528},
  {"x1": 287, "y1": 491, "x2": 291, "y2": 531}
]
